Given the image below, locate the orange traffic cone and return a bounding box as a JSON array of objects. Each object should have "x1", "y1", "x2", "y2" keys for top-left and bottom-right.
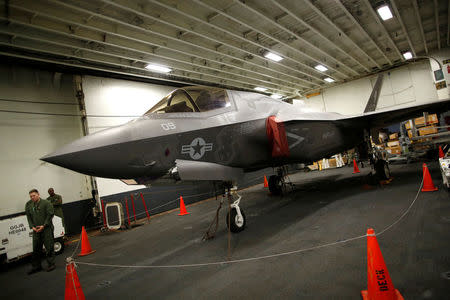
[
  {"x1": 352, "y1": 159, "x2": 360, "y2": 174},
  {"x1": 78, "y1": 226, "x2": 96, "y2": 257},
  {"x1": 178, "y1": 196, "x2": 190, "y2": 216},
  {"x1": 65, "y1": 260, "x2": 85, "y2": 300},
  {"x1": 361, "y1": 228, "x2": 404, "y2": 300},
  {"x1": 439, "y1": 146, "x2": 445, "y2": 158},
  {"x1": 421, "y1": 163, "x2": 438, "y2": 192},
  {"x1": 264, "y1": 175, "x2": 269, "y2": 188}
]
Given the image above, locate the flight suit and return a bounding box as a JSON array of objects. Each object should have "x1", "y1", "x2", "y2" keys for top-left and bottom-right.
[
  {"x1": 47, "y1": 194, "x2": 65, "y2": 230},
  {"x1": 25, "y1": 198, "x2": 55, "y2": 269}
]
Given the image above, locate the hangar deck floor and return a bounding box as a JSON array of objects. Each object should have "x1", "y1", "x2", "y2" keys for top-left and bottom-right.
[{"x1": 2, "y1": 161, "x2": 450, "y2": 299}]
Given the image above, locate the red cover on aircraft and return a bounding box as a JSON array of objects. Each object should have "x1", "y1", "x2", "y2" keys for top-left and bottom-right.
[{"x1": 266, "y1": 116, "x2": 290, "y2": 158}]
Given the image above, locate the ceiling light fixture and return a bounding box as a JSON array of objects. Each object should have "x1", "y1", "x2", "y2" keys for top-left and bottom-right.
[
  {"x1": 402, "y1": 51, "x2": 413, "y2": 60},
  {"x1": 315, "y1": 64, "x2": 328, "y2": 72},
  {"x1": 254, "y1": 87, "x2": 268, "y2": 92},
  {"x1": 377, "y1": 5, "x2": 393, "y2": 21},
  {"x1": 324, "y1": 77, "x2": 335, "y2": 83},
  {"x1": 271, "y1": 94, "x2": 283, "y2": 99},
  {"x1": 264, "y1": 52, "x2": 283, "y2": 62},
  {"x1": 145, "y1": 64, "x2": 172, "y2": 73}
]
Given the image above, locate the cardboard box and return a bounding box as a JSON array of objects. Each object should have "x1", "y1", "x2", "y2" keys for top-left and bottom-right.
[
  {"x1": 387, "y1": 140, "x2": 400, "y2": 147},
  {"x1": 405, "y1": 114, "x2": 438, "y2": 129},
  {"x1": 389, "y1": 133, "x2": 399, "y2": 140},
  {"x1": 386, "y1": 146, "x2": 402, "y2": 155},
  {"x1": 408, "y1": 126, "x2": 438, "y2": 138},
  {"x1": 328, "y1": 158, "x2": 337, "y2": 168}
]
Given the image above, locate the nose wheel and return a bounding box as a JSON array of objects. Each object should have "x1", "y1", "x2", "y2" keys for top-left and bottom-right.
[{"x1": 226, "y1": 192, "x2": 246, "y2": 233}]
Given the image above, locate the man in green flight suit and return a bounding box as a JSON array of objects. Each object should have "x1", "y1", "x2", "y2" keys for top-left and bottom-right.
[
  {"x1": 47, "y1": 188, "x2": 65, "y2": 232},
  {"x1": 25, "y1": 189, "x2": 56, "y2": 274}
]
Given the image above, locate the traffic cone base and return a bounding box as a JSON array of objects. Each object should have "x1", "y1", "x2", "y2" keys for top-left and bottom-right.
[
  {"x1": 263, "y1": 175, "x2": 269, "y2": 188},
  {"x1": 178, "y1": 196, "x2": 190, "y2": 216},
  {"x1": 421, "y1": 163, "x2": 438, "y2": 192},
  {"x1": 78, "y1": 226, "x2": 96, "y2": 257},
  {"x1": 362, "y1": 228, "x2": 404, "y2": 300},
  {"x1": 352, "y1": 159, "x2": 360, "y2": 174},
  {"x1": 65, "y1": 262, "x2": 86, "y2": 300},
  {"x1": 361, "y1": 289, "x2": 404, "y2": 300}
]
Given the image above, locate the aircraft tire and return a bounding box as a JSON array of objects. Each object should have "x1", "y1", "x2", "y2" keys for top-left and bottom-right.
[
  {"x1": 375, "y1": 160, "x2": 390, "y2": 180},
  {"x1": 226, "y1": 208, "x2": 246, "y2": 233},
  {"x1": 268, "y1": 175, "x2": 282, "y2": 195}
]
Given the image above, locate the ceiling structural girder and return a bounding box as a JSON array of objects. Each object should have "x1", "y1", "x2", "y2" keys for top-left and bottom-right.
[
  {"x1": 434, "y1": 0, "x2": 440, "y2": 50},
  {"x1": 122, "y1": 0, "x2": 329, "y2": 82},
  {"x1": 0, "y1": 25, "x2": 298, "y2": 95},
  {"x1": 6, "y1": 2, "x2": 315, "y2": 92},
  {"x1": 331, "y1": 0, "x2": 393, "y2": 66},
  {"x1": 390, "y1": 0, "x2": 416, "y2": 57},
  {"x1": 412, "y1": 0, "x2": 429, "y2": 54},
  {"x1": 50, "y1": 0, "x2": 321, "y2": 87},
  {"x1": 0, "y1": 0, "x2": 446, "y2": 95},
  {"x1": 360, "y1": 0, "x2": 403, "y2": 61},
  {"x1": 269, "y1": 0, "x2": 374, "y2": 72},
  {"x1": 224, "y1": 0, "x2": 358, "y2": 77}
]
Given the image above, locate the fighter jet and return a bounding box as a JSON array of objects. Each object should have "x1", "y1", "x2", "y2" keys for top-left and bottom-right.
[{"x1": 42, "y1": 75, "x2": 450, "y2": 232}]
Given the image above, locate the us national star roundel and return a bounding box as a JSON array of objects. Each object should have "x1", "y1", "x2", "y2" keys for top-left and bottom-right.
[{"x1": 181, "y1": 137, "x2": 213, "y2": 160}]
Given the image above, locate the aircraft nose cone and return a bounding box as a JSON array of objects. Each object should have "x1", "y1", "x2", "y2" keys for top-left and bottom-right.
[{"x1": 41, "y1": 125, "x2": 134, "y2": 178}]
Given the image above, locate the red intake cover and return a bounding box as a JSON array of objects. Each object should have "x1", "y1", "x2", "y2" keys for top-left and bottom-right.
[{"x1": 266, "y1": 116, "x2": 290, "y2": 158}]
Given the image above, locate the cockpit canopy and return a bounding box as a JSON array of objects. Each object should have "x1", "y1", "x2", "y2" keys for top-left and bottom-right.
[{"x1": 145, "y1": 86, "x2": 230, "y2": 115}]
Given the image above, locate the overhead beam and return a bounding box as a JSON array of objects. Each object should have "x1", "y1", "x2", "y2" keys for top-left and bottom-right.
[
  {"x1": 390, "y1": 0, "x2": 416, "y2": 56},
  {"x1": 143, "y1": 0, "x2": 326, "y2": 83},
  {"x1": 333, "y1": 0, "x2": 393, "y2": 65},
  {"x1": 92, "y1": 0, "x2": 324, "y2": 85},
  {"x1": 434, "y1": 0, "x2": 440, "y2": 50},
  {"x1": 412, "y1": 0, "x2": 428, "y2": 54},
  {"x1": 360, "y1": 0, "x2": 403, "y2": 61},
  {"x1": 228, "y1": 0, "x2": 357, "y2": 78},
  {"x1": 0, "y1": 25, "x2": 297, "y2": 95},
  {"x1": 269, "y1": 0, "x2": 372, "y2": 73},
  {"x1": 20, "y1": 1, "x2": 316, "y2": 89},
  {"x1": 153, "y1": 0, "x2": 331, "y2": 82}
]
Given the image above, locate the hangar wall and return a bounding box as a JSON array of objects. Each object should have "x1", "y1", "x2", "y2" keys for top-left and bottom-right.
[
  {"x1": 0, "y1": 63, "x2": 92, "y2": 218},
  {"x1": 298, "y1": 60, "x2": 439, "y2": 113},
  {"x1": 81, "y1": 76, "x2": 176, "y2": 197}
]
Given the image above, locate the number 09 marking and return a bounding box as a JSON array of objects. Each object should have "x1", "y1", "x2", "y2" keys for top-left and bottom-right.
[{"x1": 161, "y1": 122, "x2": 176, "y2": 131}]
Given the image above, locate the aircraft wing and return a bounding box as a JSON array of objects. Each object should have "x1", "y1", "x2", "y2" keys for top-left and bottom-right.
[{"x1": 343, "y1": 98, "x2": 450, "y2": 129}]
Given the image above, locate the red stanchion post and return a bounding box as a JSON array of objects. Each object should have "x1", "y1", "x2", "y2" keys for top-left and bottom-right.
[
  {"x1": 101, "y1": 199, "x2": 107, "y2": 228},
  {"x1": 125, "y1": 196, "x2": 131, "y2": 227},
  {"x1": 140, "y1": 193, "x2": 150, "y2": 221},
  {"x1": 131, "y1": 194, "x2": 137, "y2": 222}
]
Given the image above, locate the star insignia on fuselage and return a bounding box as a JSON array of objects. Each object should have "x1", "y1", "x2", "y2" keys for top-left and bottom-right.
[{"x1": 181, "y1": 137, "x2": 213, "y2": 160}]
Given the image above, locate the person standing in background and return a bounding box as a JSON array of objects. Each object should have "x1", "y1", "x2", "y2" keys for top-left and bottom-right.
[
  {"x1": 25, "y1": 189, "x2": 55, "y2": 274},
  {"x1": 47, "y1": 188, "x2": 65, "y2": 232}
]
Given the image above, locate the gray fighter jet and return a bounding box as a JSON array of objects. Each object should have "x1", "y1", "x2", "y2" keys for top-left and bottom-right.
[{"x1": 42, "y1": 75, "x2": 450, "y2": 232}]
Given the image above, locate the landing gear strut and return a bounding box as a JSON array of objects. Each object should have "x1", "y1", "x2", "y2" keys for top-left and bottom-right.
[
  {"x1": 203, "y1": 183, "x2": 246, "y2": 240},
  {"x1": 268, "y1": 166, "x2": 294, "y2": 195}
]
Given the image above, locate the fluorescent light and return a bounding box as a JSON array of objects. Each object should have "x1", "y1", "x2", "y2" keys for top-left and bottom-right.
[
  {"x1": 324, "y1": 77, "x2": 335, "y2": 83},
  {"x1": 315, "y1": 64, "x2": 328, "y2": 72},
  {"x1": 271, "y1": 94, "x2": 283, "y2": 99},
  {"x1": 145, "y1": 64, "x2": 172, "y2": 73},
  {"x1": 254, "y1": 87, "x2": 268, "y2": 92},
  {"x1": 377, "y1": 5, "x2": 393, "y2": 21},
  {"x1": 264, "y1": 52, "x2": 283, "y2": 62},
  {"x1": 403, "y1": 51, "x2": 413, "y2": 60}
]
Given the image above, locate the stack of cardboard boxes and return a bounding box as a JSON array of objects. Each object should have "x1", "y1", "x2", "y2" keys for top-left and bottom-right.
[
  {"x1": 406, "y1": 114, "x2": 438, "y2": 149},
  {"x1": 386, "y1": 132, "x2": 401, "y2": 155}
]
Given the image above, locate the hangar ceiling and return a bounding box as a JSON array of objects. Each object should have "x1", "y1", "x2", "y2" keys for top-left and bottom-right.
[{"x1": 0, "y1": 0, "x2": 448, "y2": 98}]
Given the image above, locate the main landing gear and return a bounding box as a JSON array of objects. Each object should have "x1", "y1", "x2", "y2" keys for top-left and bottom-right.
[{"x1": 268, "y1": 166, "x2": 294, "y2": 195}]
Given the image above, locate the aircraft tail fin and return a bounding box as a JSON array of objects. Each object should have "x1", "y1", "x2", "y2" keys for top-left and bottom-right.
[{"x1": 363, "y1": 74, "x2": 384, "y2": 113}]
